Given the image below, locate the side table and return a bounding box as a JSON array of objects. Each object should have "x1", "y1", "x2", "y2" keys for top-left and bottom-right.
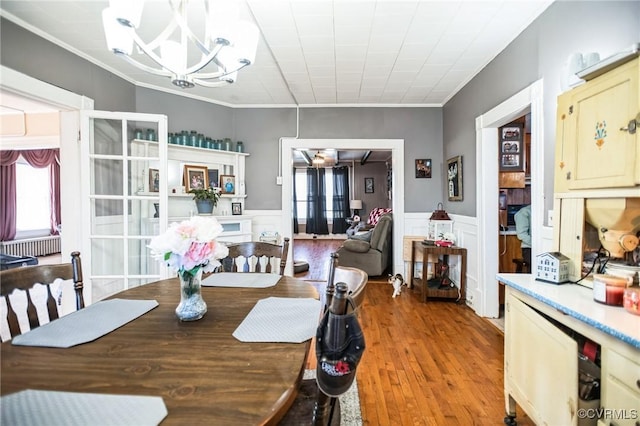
[{"x1": 408, "y1": 241, "x2": 467, "y2": 303}]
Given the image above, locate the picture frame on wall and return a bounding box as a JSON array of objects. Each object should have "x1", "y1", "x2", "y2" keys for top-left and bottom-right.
[
  {"x1": 220, "y1": 175, "x2": 235, "y2": 194},
  {"x1": 183, "y1": 165, "x2": 208, "y2": 192},
  {"x1": 231, "y1": 202, "x2": 242, "y2": 215},
  {"x1": 499, "y1": 123, "x2": 524, "y2": 172},
  {"x1": 364, "y1": 177, "x2": 374, "y2": 193},
  {"x1": 447, "y1": 155, "x2": 463, "y2": 201},
  {"x1": 415, "y1": 159, "x2": 432, "y2": 178},
  {"x1": 208, "y1": 169, "x2": 219, "y2": 188},
  {"x1": 148, "y1": 168, "x2": 159, "y2": 193}
]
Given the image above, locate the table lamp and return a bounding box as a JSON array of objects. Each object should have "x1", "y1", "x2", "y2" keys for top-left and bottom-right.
[{"x1": 349, "y1": 199, "x2": 362, "y2": 217}]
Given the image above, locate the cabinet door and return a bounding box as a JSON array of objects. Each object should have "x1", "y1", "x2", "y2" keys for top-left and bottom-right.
[
  {"x1": 499, "y1": 235, "x2": 521, "y2": 273},
  {"x1": 505, "y1": 291, "x2": 578, "y2": 425},
  {"x1": 567, "y1": 58, "x2": 638, "y2": 189},
  {"x1": 601, "y1": 347, "x2": 640, "y2": 426}
]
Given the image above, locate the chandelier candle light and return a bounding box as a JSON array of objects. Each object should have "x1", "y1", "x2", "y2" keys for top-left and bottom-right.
[
  {"x1": 102, "y1": 0, "x2": 259, "y2": 89},
  {"x1": 148, "y1": 216, "x2": 229, "y2": 321}
]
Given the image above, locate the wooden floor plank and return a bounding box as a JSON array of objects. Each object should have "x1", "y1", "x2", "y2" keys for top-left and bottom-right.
[{"x1": 293, "y1": 239, "x2": 534, "y2": 426}]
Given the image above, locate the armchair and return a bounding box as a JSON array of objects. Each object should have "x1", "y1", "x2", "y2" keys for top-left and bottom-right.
[{"x1": 336, "y1": 213, "x2": 392, "y2": 276}]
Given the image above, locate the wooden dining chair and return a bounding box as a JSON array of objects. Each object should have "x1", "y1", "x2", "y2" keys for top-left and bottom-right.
[
  {"x1": 220, "y1": 237, "x2": 290, "y2": 274},
  {"x1": 325, "y1": 252, "x2": 369, "y2": 312},
  {"x1": 0, "y1": 251, "x2": 84, "y2": 341},
  {"x1": 279, "y1": 253, "x2": 368, "y2": 426}
]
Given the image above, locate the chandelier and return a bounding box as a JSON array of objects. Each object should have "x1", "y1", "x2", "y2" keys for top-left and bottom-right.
[{"x1": 102, "y1": 0, "x2": 259, "y2": 89}]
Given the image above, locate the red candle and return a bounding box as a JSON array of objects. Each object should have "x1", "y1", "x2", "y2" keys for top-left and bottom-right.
[{"x1": 605, "y1": 285, "x2": 625, "y2": 306}]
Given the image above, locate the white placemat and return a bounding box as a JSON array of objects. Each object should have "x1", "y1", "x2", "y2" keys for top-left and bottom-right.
[
  {"x1": 11, "y1": 299, "x2": 158, "y2": 348},
  {"x1": 0, "y1": 390, "x2": 167, "y2": 426},
  {"x1": 202, "y1": 272, "x2": 280, "y2": 288},
  {"x1": 232, "y1": 297, "x2": 322, "y2": 343}
]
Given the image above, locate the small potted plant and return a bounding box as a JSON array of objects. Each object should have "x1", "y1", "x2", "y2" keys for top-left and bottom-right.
[{"x1": 189, "y1": 187, "x2": 220, "y2": 215}]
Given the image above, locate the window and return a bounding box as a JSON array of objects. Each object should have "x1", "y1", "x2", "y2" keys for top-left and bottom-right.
[
  {"x1": 15, "y1": 159, "x2": 51, "y2": 238},
  {"x1": 294, "y1": 168, "x2": 334, "y2": 222}
]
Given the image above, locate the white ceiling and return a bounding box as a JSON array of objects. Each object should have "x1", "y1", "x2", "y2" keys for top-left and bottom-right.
[{"x1": 0, "y1": 0, "x2": 554, "y2": 108}]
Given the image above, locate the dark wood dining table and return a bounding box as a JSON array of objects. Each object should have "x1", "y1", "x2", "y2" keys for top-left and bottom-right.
[{"x1": 1, "y1": 274, "x2": 318, "y2": 425}]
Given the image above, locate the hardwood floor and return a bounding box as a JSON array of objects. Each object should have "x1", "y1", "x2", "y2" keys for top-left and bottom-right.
[{"x1": 293, "y1": 239, "x2": 534, "y2": 426}]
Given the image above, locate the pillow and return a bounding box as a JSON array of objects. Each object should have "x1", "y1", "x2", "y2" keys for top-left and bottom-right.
[
  {"x1": 351, "y1": 230, "x2": 373, "y2": 242},
  {"x1": 367, "y1": 207, "x2": 392, "y2": 226}
]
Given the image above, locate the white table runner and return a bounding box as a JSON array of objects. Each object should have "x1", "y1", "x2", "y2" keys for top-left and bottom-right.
[
  {"x1": 11, "y1": 299, "x2": 158, "y2": 348},
  {"x1": 202, "y1": 272, "x2": 280, "y2": 288},
  {"x1": 0, "y1": 390, "x2": 167, "y2": 426},
  {"x1": 232, "y1": 297, "x2": 321, "y2": 343}
]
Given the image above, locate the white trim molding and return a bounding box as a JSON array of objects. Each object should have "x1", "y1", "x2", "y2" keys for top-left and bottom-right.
[
  {"x1": 281, "y1": 138, "x2": 405, "y2": 276},
  {"x1": 475, "y1": 79, "x2": 544, "y2": 318}
]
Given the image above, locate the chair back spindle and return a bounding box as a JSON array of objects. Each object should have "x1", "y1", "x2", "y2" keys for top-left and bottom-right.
[
  {"x1": 0, "y1": 251, "x2": 85, "y2": 341},
  {"x1": 220, "y1": 238, "x2": 290, "y2": 275}
]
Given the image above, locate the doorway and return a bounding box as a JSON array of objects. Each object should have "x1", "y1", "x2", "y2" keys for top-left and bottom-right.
[
  {"x1": 476, "y1": 79, "x2": 544, "y2": 318},
  {"x1": 0, "y1": 65, "x2": 94, "y2": 260},
  {"x1": 281, "y1": 138, "x2": 405, "y2": 277}
]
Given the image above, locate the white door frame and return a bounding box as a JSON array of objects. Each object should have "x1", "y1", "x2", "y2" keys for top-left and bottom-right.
[
  {"x1": 476, "y1": 79, "x2": 544, "y2": 317},
  {"x1": 0, "y1": 66, "x2": 94, "y2": 261},
  {"x1": 281, "y1": 138, "x2": 405, "y2": 276}
]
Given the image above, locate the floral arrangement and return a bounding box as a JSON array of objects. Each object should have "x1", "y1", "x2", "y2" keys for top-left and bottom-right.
[{"x1": 148, "y1": 216, "x2": 229, "y2": 278}]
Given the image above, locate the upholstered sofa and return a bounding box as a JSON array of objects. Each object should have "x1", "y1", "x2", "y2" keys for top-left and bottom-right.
[{"x1": 336, "y1": 212, "x2": 392, "y2": 277}]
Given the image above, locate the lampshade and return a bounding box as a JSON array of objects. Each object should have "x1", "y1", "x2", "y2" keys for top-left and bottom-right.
[
  {"x1": 102, "y1": 0, "x2": 259, "y2": 89},
  {"x1": 350, "y1": 200, "x2": 363, "y2": 210}
]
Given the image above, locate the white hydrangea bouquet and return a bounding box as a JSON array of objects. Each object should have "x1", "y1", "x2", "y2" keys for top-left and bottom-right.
[
  {"x1": 148, "y1": 215, "x2": 229, "y2": 277},
  {"x1": 148, "y1": 216, "x2": 229, "y2": 321}
]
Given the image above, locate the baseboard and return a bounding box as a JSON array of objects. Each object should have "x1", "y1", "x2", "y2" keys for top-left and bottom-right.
[{"x1": 294, "y1": 234, "x2": 348, "y2": 240}]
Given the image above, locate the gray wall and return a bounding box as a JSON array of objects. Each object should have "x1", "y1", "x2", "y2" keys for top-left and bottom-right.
[
  {"x1": 297, "y1": 107, "x2": 444, "y2": 213},
  {"x1": 443, "y1": 1, "x2": 640, "y2": 217},
  {"x1": 3, "y1": 1, "x2": 639, "y2": 217},
  {"x1": 0, "y1": 18, "x2": 135, "y2": 113}
]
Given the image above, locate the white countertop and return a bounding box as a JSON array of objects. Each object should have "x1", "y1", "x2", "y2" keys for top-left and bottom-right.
[{"x1": 497, "y1": 273, "x2": 640, "y2": 349}]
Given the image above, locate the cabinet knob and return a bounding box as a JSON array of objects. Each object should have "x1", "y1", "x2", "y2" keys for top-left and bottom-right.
[{"x1": 619, "y1": 113, "x2": 640, "y2": 134}]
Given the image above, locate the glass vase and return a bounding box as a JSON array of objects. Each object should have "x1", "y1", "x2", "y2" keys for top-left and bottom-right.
[{"x1": 176, "y1": 269, "x2": 207, "y2": 321}]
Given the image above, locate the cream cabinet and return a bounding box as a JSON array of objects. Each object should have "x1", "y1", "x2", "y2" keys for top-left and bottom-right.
[
  {"x1": 555, "y1": 57, "x2": 639, "y2": 192},
  {"x1": 601, "y1": 347, "x2": 640, "y2": 426},
  {"x1": 502, "y1": 282, "x2": 640, "y2": 426},
  {"x1": 505, "y1": 290, "x2": 578, "y2": 425}
]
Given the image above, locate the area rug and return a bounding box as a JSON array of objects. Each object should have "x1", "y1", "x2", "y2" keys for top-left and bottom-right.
[{"x1": 303, "y1": 369, "x2": 363, "y2": 426}]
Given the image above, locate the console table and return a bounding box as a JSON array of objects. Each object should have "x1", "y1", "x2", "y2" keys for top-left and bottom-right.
[{"x1": 408, "y1": 241, "x2": 467, "y2": 303}]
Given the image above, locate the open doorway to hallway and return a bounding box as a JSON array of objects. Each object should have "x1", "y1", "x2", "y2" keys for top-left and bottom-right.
[
  {"x1": 496, "y1": 113, "x2": 532, "y2": 327},
  {"x1": 476, "y1": 79, "x2": 544, "y2": 319}
]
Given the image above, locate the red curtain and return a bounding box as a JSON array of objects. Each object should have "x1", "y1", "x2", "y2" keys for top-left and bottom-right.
[{"x1": 0, "y1": 149, "x2": 61, "y2": 241}]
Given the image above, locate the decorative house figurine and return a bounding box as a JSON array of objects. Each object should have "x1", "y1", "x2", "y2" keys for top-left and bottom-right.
[{"x1": 535, "y1": 252, "x2": 571, "y2": 284}]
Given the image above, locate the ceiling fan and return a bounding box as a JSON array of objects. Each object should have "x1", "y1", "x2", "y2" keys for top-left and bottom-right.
[{"x1": 299, "y1": 149, "x2": 337, "y2": 167}]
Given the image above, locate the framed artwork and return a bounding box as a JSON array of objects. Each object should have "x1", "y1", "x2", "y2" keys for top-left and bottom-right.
[
  {"x1": 447, "y1": 155, "x2": 463, "y2": 201},
  {"x1": 231, "y1": 202, "x2": 242, "y2": 215},
  {"x1": 208, "y1": 169, "x2": 219, "y2": 188},
  {"x1": 148, "y1": 168, "x2": 159, "y2": 193},
  {"x1": 220, "y1": 174, "x2": 235, "y2": 194},
  {"x1": 364, "y1": 177, "x2": 374, "y2": 193},
  {"x1": 183, "y1": 165, "x2": 208, "y2": 192},
  {"x1": 415, "y1": 159, "x2": 432, "y2": 178},
  {"x1": 499, "y1": 123, "x2": 524, "y2": 172}
]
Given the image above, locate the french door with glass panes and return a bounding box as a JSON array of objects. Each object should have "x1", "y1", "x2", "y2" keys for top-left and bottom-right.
[{"x1": 80, "y1": 111, "x2": 169, "y2": 304}]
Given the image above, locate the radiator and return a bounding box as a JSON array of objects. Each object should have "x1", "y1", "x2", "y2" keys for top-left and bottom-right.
[{"x1": 0, "y1": 236, "x2": 61, "y2": 257}]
